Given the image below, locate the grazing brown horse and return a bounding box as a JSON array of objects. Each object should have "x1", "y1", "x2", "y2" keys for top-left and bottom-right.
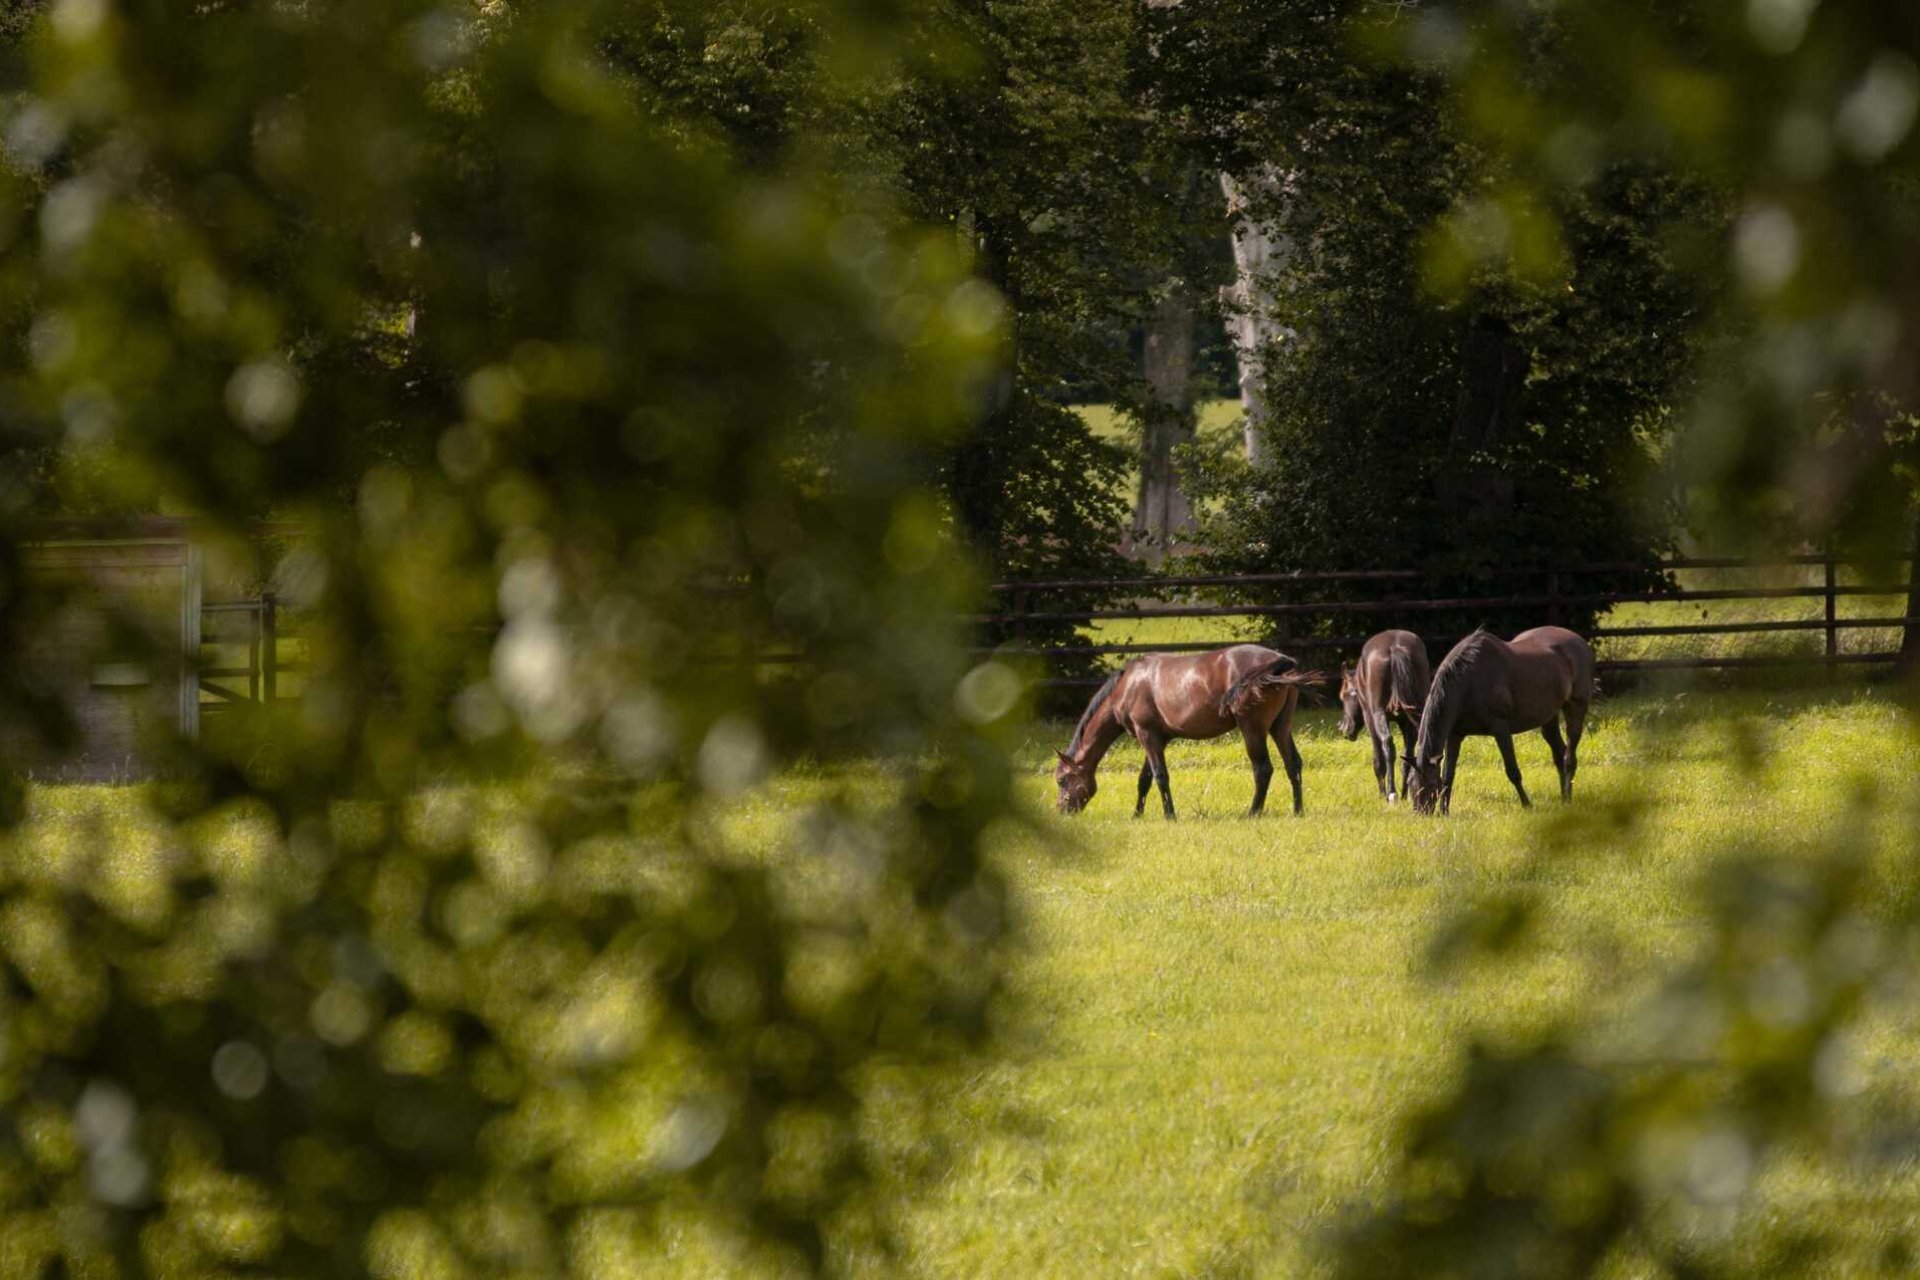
[
  {"x1": 1054, "y1": 645, "x2": 1324, "y2": 819},
  {"x1": 1407, "y1": 626, "x2": 1594, "y2": 816},
  {"x1": 1338, "y1": 629, "x2": 1432, "y2": 802}
]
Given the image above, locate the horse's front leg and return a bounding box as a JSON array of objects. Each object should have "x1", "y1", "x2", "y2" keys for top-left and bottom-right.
[
  {"x1": 1239, "y1": 720, "x2": 1274, "y2": 817},
  {"x1": 1440, "y1": 733, "x2": 1463, "y2": 816},
  {"x1": 1494, "y1": 732, "x2": 1531, "y2": 808},
  {"x1": 1140, "y1": 732, "x2": 1175, "y2": 820}
]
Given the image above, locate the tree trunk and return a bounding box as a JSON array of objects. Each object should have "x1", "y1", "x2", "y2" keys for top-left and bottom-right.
[
  {"x1": 951, "y1": 212, "x2": 1016, "y2": 559},
  {"x1": 1436, "y1": 311, "x2": 1529, "y2": 520},
  {"x1": 1220, "y1": 169, "x2": 1296, "y2": 467},
  {"x1": 1134, "y1": 284, "x2": 1197, "y2": 561}
]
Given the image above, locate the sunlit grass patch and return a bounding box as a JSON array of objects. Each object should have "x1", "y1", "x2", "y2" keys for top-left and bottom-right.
[
  {"x1": 1074, "y1": 400, "x2": 1246, "y2": 504},
  {"x1": 10, "y1": 687, "x2": 1918, "y2": 1277},
  {"x1": 882, "y1": 687, "x2": 1920, "y2": 1278}
]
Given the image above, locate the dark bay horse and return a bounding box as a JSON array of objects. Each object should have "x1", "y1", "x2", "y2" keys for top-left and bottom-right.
[
  {"x1": 1055, "y1": 645, "x2": 1324, "y2": 819},
  {"x1": 1407, "y1": 626, "x2": 1594, "y2": 816},
  {"x1": 1339, "y1": 629, "x2": 1432, "y2": 802}
]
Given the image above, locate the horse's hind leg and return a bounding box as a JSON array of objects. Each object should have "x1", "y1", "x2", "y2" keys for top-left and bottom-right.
[
  {"x1": 1563, "y1": 699, "x2": 1588, "y2": 800},
  {"x1": 1495, "y1": 733, "x2": 1532, "y2": 809},
  {"x1": 1134, "y1": 759, "x2": 1154, "y2": 819},
  {"x1": 1240, "y1": 720, "x2": 1274, "y2": 817},
  {"x1": 1379, "y1": 713, "x2": 1401, "y2": 803},
  {"x1": 1541, "y1": 719, "x2": 1570, "y2": 802},
  {"x1": 1368, "y1": 725, "x2": 1390, "y2": 800},
  {"x1": 1270, "y1": 690, "x2": 1304, "y2": 816},
  {"x1": 1397, "y1": 715, "x2": 1417, "y2": 800},
  {"x1": 1140, "y1": 732, "x2": 1175, "y2": 820}
]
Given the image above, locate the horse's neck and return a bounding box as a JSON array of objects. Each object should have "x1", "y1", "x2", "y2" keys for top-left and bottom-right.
[
  {"x1": 1072, "y1": 705, "x2": 1126, "y2": 769},
  {"x1": 1414, "y1": 677, "x2": 1463, "y2": 764}
]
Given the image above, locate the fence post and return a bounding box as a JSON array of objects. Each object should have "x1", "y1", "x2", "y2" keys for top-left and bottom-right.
[
  {"x1": 1905, "y1": 538, "x2": 1920, "y2": 673},
  {"x1": 1824, "y1": 554, "x2": 1838, "y2": 677},
  {"x1": 1546, "y1": 572, "x2": 1561, "y2": 629},
  {"x1": 262, "y1": 591, "x2": 278, "y2": 704},
  {"x1": 247, "y1": 600, "x2": 261, "y2": 703},
  {"x1": 1011, "y1": 587, "x2": 1028, "y2": 652}
]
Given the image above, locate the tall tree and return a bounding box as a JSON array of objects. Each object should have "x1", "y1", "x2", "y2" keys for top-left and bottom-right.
[{"x1": 1147, "y1": 0, "x2": 1715, "y2": 633}]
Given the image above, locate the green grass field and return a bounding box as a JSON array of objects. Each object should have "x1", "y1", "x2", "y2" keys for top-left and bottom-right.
[
  {"x1": 723, "y1": 685, "x2": 1920, "y2": 1276},
  {"x1": 15, "y1": 685, "x2": 1920, "y2": 1275}
]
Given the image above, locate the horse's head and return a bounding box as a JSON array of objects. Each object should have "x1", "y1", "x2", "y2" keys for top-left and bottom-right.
[
  {"x1": 1337, "y1": 663, "x2": 1363, "y2": 740},
  {"x1": 1054, "y1": 751, "x2": 1097, "y2": 815},
  {"x1": 1407, "y1": 758, "x2": 1444, "y2": 814}
]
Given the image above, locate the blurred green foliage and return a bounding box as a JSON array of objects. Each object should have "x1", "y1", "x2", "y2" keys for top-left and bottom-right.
[
  {"x1": 1314, "y1": 2, "x2": 1920, "y2": 1276},
  {"x1": 0, "y1": 0, "x2": 1917, "y2": 1276},
  {"x1": 1371, "y1": 0, "x2": 1920, "y2": 552},
  {"x1": 0, "y1": 0, "x2": 1032, "y2": 1273}
]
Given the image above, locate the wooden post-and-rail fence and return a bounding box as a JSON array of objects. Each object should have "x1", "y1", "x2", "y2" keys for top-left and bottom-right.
[
  {"x1": 193, "y1": 552, "x2": 1920, "y2": 704},
  {"x1": 198, "y1": 592, "x2": 291, "y2": 710},
  {"x1": 978, "y1": 552, "x2": 1920, "y2": 689}
]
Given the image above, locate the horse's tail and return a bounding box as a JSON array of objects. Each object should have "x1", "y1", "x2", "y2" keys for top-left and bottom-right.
[
  {"x1": 1386, "y1": 646, "x2": 1427, "y2": 717},
  {"x1": 1219, "y1": 656, "x2": 1329, "y2": 719}
]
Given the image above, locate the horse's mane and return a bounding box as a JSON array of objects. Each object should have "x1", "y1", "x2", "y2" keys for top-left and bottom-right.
[
  {"x1": 1067, "y1": 671, "x2": 1120, "y2": 756},
  {"x1": 1418, "y1": 628, "x2": 1500, "y2": 756}
]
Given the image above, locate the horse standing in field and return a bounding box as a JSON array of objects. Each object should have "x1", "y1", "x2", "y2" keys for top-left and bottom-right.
[
  {"x1": 1407, "y1": 626, "x2": 1594, "y2": 816},
  {"x1": 1054, "y1": 645, "x2": 1324, "y2": 819},
  {"x1": 1339, "y1": 629, "x2": 1432, "y2": 803}
]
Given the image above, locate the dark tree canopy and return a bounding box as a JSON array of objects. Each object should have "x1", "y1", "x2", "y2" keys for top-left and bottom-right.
[{"x1": 1151, "y1": 2, "x2": 1722, "y2": 639}]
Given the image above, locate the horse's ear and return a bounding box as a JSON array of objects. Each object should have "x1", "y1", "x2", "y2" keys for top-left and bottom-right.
[{"x1": 1056, "y1": 750, "x2": 1071, "y2": 764}]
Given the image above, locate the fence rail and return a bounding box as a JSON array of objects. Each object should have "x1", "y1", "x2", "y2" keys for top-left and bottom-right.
[
  {"x1": 192, "y1": 553, "x2": 1920, "y2": 700},
  {"x1": 988, "y1": 553, "x2": 1920, "y2": 688},
  {"x1": 198, "y1": 592, "x2": 295, "y2": 709}
]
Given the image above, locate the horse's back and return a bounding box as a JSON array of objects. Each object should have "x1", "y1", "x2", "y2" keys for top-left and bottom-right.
[
  {"x1": 1510, "y1": 626, "x2": 1594, "y2": 699},
  {"x1": 1122, "y1": 645, "x2": 1286, "y2": 737}
]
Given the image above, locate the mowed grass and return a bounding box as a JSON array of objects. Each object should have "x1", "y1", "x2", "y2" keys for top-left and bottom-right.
[
  {"x1": 730, "y1": 683, "x2": 1920, "y2": 1277},
  {"x1": 12, "y1": 686, "x2": 1920, "y2": 1276}
]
